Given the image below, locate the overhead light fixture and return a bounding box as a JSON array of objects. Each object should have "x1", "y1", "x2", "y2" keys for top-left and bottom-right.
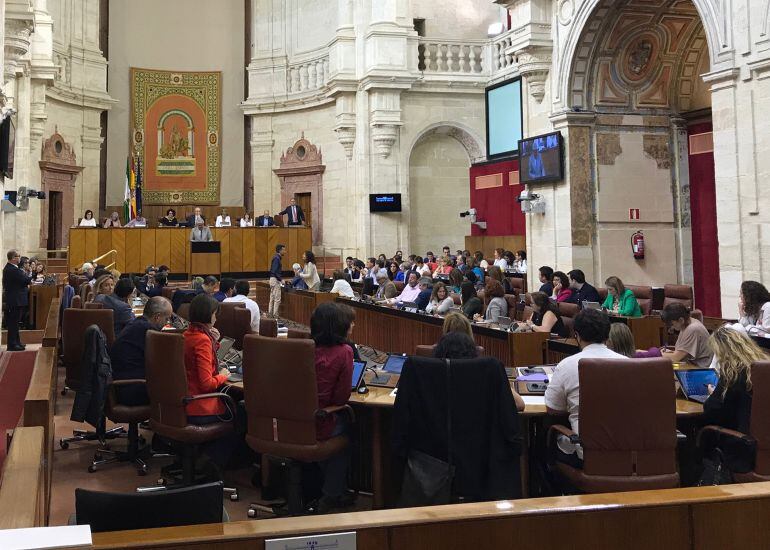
[{"x1": 487, "y1": 22, "x2": 505, "y2": 37}]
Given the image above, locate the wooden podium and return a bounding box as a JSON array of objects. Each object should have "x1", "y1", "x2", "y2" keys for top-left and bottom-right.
[{"x1": 190, "y1": 241, "x2": 221, "y2": 276}]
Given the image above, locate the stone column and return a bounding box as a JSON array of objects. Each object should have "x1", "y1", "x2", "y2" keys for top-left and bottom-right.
[
  {"x1": 249, "y1": 115, "x2": 275, "y2": 214},
  {"x1": 79, "y1": 116, "x2": 103, "y2": 218},
  {"x1": 670, "y1": 116, "x2": 693, "y2": 285}
]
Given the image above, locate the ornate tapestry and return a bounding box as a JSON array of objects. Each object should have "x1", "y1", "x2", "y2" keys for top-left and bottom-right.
[{"x1": 130, "y1": 68, "x2": 221, "y2": 204}]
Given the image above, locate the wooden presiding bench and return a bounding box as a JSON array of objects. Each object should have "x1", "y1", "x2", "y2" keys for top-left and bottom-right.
[
  {"x1": 42, "y1": 297, "x2": 60, "y2": 348},
  {"x1": 90, "y1": 482, "x2": 770, "y2": 549}
]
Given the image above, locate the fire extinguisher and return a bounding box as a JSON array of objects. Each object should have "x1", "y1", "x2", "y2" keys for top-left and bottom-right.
[{"x1": 632, "y1": 230, "x2": 645, "y2": 260}]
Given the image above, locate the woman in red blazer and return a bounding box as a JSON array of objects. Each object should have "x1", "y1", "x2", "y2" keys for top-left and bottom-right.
[{"x1": 184, "y1": 294, "x2": 231, "y2": 421}]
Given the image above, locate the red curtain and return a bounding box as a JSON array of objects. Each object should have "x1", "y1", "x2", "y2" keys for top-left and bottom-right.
[{"x1": 687, "y1": 121, "x2": 721, "y2": 317}]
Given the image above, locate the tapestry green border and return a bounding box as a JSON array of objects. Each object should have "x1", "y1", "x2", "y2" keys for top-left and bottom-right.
[{"x1": 130, "y1": 67, "x2": 222, "y2": 205}]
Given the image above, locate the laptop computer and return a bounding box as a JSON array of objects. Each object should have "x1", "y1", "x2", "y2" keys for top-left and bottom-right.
[
  {"x1": 675, "y1": 368, "x2": 718, "y2": 403},
  {"x1": 217, "y1": 337, "x2": 235, "y2": 363},
  {"x1": 367, "y1": 354, "x2": 407, "y2": 388},
  {"x1": 351, "y1": 360, "x2": 366, "y2": 391},
  {"x1": 497, "y1": 316, "x2": 513, "y2": 330},
  {"x1": 582, "y1": 301, "x2": 601, "y2": 310}
]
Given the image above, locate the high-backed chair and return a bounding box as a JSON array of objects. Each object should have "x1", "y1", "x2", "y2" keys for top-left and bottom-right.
[
  {"x1": 84, "y1": 301, "x2": 104, "y2": 310},
  {"x1": 259, "y1": 317, "x2": 278, "y2": 337},
  {"x1": 89, "y1": 379, "x2": 153, "y2": 475},
  {"x1": 548, "y1": 357, "x2": 679, "y2": 492},
  {"x1": 597, "y1": 287, "x2": 608, "y2": 304},
  {"x1": 414, "y1": 344, "x2": 485, "y2": 357},
  {"x1": 627, "y1": 285, "x2": 653, "y2": 315},
  {"x1": 162, "y1": 286, "x2": 175, "y2": 301},
  {"x1": 557, "y1": 302, "x2": 580, "y2": 319},
  {"x1": 697, "y1": 361, "x2": 770, "y2": 482},
  {"x1": 75, "y1": 482, "x2": 224, "y2": 532},
  {"x1": 70, "y1": 295, "x2": 83, "y2": 308},
  {"x1": 509, "y1": 277, "x2": 526, "y2": 295},
  {"x1": 241, "y1": 335, "x2": 351, "y2": 516},
  {"x1": 663, "y1": 284, "x2": 694, "y2": 309},
  {"x1": 394, "y1": 281, "x2": 405, "y2": 292},
  {"x1": 145, "y1": 331, "x2": 237, "y2": 498},
  {"x1": 213, "y1": 302, "x2": 252, "y2": 349},
  {"x1": 177, "y1": 302, "x2": 191, "y2": 321},
  {"x1": 62, "y1": 308, "x2": 115, "y2": 392},
  {"x1": 287, "y1": 327, "x2": 312, "y2": 339}
]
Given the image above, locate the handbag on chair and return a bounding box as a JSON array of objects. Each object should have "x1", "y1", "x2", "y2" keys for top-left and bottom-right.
[{"x1": 398, "y1": 359, "x2": 455, "y2": 506}]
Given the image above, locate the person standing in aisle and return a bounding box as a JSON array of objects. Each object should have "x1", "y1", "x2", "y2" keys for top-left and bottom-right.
[{"x1": 269, "y1": 244, "x2": 287, "y2": 317}]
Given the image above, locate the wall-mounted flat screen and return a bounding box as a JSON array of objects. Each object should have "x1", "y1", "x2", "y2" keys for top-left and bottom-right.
[
  {"x1": 0, "y1": 117, "x2": 16, "y2": 179},
  {"x1": 485, "y1": 78, "x2": 523, "y2": 159},
  {"x1": 518, "y1": 131, "x2": 564, "y2": 184},
  {"x1": 369, "y1": 193, "x2": 402, "y2": 213}
]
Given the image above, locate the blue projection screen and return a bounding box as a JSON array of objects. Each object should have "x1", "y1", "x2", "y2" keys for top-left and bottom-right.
[{"x1": 485, "y1": 79, "x2": 523, "y2": 159}]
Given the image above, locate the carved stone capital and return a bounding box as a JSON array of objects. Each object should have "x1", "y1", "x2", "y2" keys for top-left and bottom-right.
[
  {"x1": 5, "y1": 17, "x2": 34, "y2": 66},
  {"x1": 371, "y1": 124, "x2": 399, "y2": 159},
  {"x1": 334, "y1": 125, "x2": 356, "y2": 160},
  {"x1": 515, "y1": 46, "x2": 551, "y2": 103}
]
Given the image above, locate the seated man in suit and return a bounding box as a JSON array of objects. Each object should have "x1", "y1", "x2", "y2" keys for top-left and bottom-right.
[
  {"x1": 190, "y1": 219, "x2": 213, "y2": 242},
  {"x1": 110, "y1": 297, "x2": 173, "y2": 405},
  {"x1": 185, "y1": 207, "x2": 205, "y2": 228},
  {"x1": 256, "y1": 210, "x2": 275, "y2": 227},
  {"x1": 566, "y1": 269, "x2": 600, "y2": 307},
  {"x1": 278, "y1": 197, "x2": 305, "y2": 226},
  {"x1": 94, "y1": 277, "x2": 137, "y2": 335}
]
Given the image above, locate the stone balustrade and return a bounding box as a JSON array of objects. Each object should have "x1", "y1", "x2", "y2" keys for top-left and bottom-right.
[
  {"x1": 418, "y1": 38, "x2": 488, "y2": 75},
  {"x1": 287, "y1": 55, "x2": 329, "y2": 94}
]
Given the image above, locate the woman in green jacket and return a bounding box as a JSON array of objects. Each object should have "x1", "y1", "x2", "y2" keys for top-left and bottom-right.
[{"x1": 602, "y1": 276, "x2": 642, "y2": 317}]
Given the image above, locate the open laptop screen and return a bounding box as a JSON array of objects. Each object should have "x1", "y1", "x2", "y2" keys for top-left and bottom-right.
[
  {"x1": 676, "y1": 369, "x2": 718, "y2": 398},
  {"x1": 383, "y1": 354, "x2": 407, "y2": 374},
  {"x1": 352, "y1": 361, "x2": 366, "y2": 390}
]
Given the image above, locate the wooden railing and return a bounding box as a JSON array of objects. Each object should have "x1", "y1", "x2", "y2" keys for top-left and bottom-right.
[
  {"x1": 0, "y1": 427, "x2": 46, "y2": 530},
  {"x1": 90, "y1": 482, "x2": 770, "y2": 549},
  {"x1": 42, "y1": 298, "x2": 60, "y2": 348}
]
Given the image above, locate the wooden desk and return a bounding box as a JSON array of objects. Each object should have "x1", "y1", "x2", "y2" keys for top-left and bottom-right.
[
  {"x1": 0, "y1": 426, "x2": 45, "y2": 529},
  {"x1": 68, "y1": 227, "x2": 311, "y2": 275},
  {"x1": 254, "y1": 282, "x2": 336, "y2": 326},
  {"x1": 610, "y1": 315, "x2": 664, "y2": 349},
  {"x1": 341, "y1": 299, "x2": 549, "y2": 368},
  {"x1": 29, "y1": 285, "x2": 58, "y2": 330}
]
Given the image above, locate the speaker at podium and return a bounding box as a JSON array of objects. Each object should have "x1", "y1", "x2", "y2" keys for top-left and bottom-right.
[{"x1": 191, "y1": 241, "x2": 221, "y2": 276}]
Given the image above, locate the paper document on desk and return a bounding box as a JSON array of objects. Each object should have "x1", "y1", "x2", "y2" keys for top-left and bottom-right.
[
  {"x1": 522, "y1": 395, "x2": 546, "y2": 406},
  {"x1": 0, "y1": 525, "x2": 92, "y2": 549}
]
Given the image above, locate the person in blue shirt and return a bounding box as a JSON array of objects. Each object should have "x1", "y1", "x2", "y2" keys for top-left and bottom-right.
[
  {"x1": 269, "y1": 244, "x2": 286, "y2": 317},
  {"x1": 415, "y1": 277, "x2": 433, "y2": 311},
  {"x1": 213, "y1": 278, "x2": 235, "y2": 302}
]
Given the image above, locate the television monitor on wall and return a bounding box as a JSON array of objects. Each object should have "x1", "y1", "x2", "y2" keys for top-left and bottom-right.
[
  {"x1": 369, "y1": 193, "x2": 402, "y2": 213},
  {"x1": 518, "y1": 131, "x2": 564, "y2": 184},
  {"x1": 485, "y1": 78, "x2": 523, "y2": 159},
  {"x1": 0, "y1": 116, "x2": 16, "y2": 179}
]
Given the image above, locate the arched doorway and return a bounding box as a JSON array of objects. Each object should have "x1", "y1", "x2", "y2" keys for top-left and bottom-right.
[
  {"x1": 407, "y1": 125, "x2": 483, "y2": 255},
  {"x1": 559, "y1": 0, "x2": 720, "y2": 315}
]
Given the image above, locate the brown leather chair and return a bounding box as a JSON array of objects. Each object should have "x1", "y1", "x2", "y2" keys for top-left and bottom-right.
[
  {"x1": 177, "y1": 303, "x2": 190, "y2": 321},
  {"x1": 415, "y1": 344, "x2": 485, "y2": 357},
  {"x1": 69, "y1": 274, "x2": 88, "y2": 288},
  {"x1": 162, "y1": 286, "x2": 175, "y2": 301},
  {"x1": 548, "y1": 357, "x2": 679, "y2": 492},
  {"x1": 508, "y1": 277, "x2": 526, "y2": 295},
  {"x1": 62, "y1": 308, "x2": 115, "y2": 392},
  {"x1": 213, "y1": 302, "x2": 252, "y2": 349},
  {"x1": 394, "y1": 281, "x2": 405, "y2": 292},
  {"x1": 557, "y1": 302, "x2": 579, "y2": 318},
  {"x1": 663, "y1": 284, "x2": 694, "y2": 309},
  {"x1": 84, "y1": 301, "x2": 104, "y2": 310},
  {"x1": 259, "y1": 317, "x2": 278, "y2": 337},
  {"x1": 70, "y1": 295, "x2": 83, "y2": 308},
  {"x1": 627, "y1": 285, "x2": 653, "y2": 315},
  {"x1": 145, "y1": 331, "x2": 237, "y2": 496},
  {"x1": 697, "y1": 361, "x2": 770, "y2": 482},
  {"x1": 597, "y1": 287, "x2": 608, "y2": 304},
  {"x1": 89, "y1": 379, "x2": 152, "y2": 475},
  {"x1": 561, "y1": 316, "x2": 575, "y2": 338},
  {"x1": 241, "y1": 334, "x2": 351, "y2": 516},
  {"x1": 287, "y1": 327, "x2": 312, "y2": 339}
]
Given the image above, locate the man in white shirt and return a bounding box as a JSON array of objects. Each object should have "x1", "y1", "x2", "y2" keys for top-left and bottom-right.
[
  {"x1": 224, "y1": 280, "x2": 260, "y2": 332},
  {"x1": 330, "y1": 271, "x2": 355, "y2": 298},
  {"x1": 544, "y1": 308, "x2": 626, "y2": 466},
  {"x1": 215, "y1": 208, "x2": 231, "y2": 227},
  {"x1": 387, "y1": 271, "x2": 421, "y2": 305}
]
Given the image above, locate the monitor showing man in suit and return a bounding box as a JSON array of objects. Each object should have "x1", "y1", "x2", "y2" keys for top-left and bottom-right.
[
  {"x1": 3, "y1": 249, "x2": 32, "y2": 351},
  {"x1": 256, "y1": 210, "x2": 275, "y2": 227},
  {"x1": 279, "y1": 197, "x2": 305, "y2": 226}
]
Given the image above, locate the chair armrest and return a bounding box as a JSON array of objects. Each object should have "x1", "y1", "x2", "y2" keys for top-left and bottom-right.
[
  {"x1": 696, "y1": 425, "x2": 756, "y2": 449},
  {"x1": 182, "y1": 393, "x2": 237, "y2": 413},
  {"x1": 315, "y1": 404, "x2": 356, "y2": 424}
]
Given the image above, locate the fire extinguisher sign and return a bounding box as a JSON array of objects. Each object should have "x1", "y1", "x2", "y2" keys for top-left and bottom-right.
[{"x1": 629, "y1": 208, "x2": 640, "y2": 220}]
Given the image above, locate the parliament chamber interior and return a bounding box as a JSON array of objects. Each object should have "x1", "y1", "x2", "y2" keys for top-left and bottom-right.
[{"x1": 1, "y1": 0, "x2": 770, "y2": 549}]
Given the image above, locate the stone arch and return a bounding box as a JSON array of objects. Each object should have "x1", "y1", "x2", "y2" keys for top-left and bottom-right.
[
  {"x1": 555, "y1": 0, "x2": 729, "y2": 111},
  {"x1": 407, "y1": 122, "x2": 485, "y2": 165}
]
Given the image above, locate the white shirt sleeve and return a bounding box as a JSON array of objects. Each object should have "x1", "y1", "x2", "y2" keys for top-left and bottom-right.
[
  {"x1": 215, "y1": 216, "x2": 223, "y2": 227},
  {"x1": 544, "y1": 365, "x2": 568, "y2": 412}
]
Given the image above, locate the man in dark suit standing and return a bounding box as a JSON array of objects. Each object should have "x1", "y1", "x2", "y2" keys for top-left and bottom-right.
[
  {"x1": 3, "y1": 249, "x2": 31, "y2": 351},
  {"x1": 256, "y1": 209, "x2": 275, "y2": 227},
  {"x1": 184, "y1": 206, "x2": 206, "y2": 228},
  {"x1": 278, "y1": 197, "x2": 305, "y2": 226}
]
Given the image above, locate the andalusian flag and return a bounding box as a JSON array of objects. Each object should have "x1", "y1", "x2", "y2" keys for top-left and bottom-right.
[
  {"x1": 123, "y1": 155, "x2": 137, "y2": 221},
  {"x1": 135, "y1": 155, "x2": 143, "y2": 216}
]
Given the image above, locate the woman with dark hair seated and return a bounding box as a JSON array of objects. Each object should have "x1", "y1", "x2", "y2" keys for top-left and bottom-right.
[
  {"x1": 183, "y1": 294, "x2": 231, "y2": 425},
  {"x1": 476, "y1": 279, "x2": 508, "y2": 323},
  {"x1": 526, "y1": 291, "x2": 569, "y2": 337},
  {"x1": 310, "y1": 302, "x2": 355, "y2": 513},
  {"x1": 460, "y1": 281, "x2": 483, "y2": 320},
  {"x1": 487, "y1": 265, "x2": 513, "y2": 294},
  {"x1": 433, "y1": 331, "x2": 479, "y2": 360},
  {"x1": 159, "y1": 208, "x2": 179, "y2": 227}
]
